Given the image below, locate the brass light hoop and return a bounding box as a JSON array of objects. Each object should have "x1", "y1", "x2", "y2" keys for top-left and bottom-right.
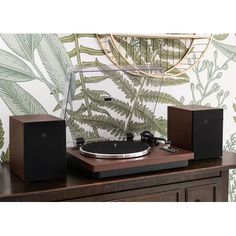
[
  {"x1": 110, "y1": 34, "x2": 165, "y2": 77},
  {"x1": 99, "y1": 33, "x2": 211, "y2": 39},
  {"x1": 110, "y1": 34, "x2": 192, "y2": 78},
  {"x1": 165, "y1": 34, "x2": 213, "y2": 76},
  {"x1": 97, "y1": 34, "x2": 146, "y2": 78},
  {"x1": 96, "y1": 33, "x2": 213, "y2": 78}
]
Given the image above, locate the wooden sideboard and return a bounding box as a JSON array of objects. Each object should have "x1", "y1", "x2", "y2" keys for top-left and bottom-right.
[{"x1": 1, "y1": 151, "x2": 236, "y2": 202}]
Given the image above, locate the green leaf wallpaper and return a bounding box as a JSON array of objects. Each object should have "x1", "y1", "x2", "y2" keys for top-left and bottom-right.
[
  {"x1": 0, "y1": 33, "x2": 235, "y2": 201},
  {"x1": 189, "y1": 51, "x2": 230, "y2": 108}
]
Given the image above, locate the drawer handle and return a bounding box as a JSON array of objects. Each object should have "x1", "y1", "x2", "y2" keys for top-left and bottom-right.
[{"x1": 195, "y1": 199, "x2": 201, "y2": 202}]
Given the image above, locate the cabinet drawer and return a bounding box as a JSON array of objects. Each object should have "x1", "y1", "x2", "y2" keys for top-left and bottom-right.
[
  {"x1": 64, "y1": 177, "x2": 222, "y2": 202},
  {"x1": 65, "y1": 185, "x2": 184, "y2": 202},
  {"x1": 186, "y1": 184, "x2": 217, "y2": 202},
  {"x1": 113, "y1": 189, "x2": 182, "y2": 202}
]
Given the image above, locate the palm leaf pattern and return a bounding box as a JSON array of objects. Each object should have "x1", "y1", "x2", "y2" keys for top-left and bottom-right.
[
  {"x1": 1, "y1": 34, "x2": 43, "y2": 61},
  {"x1": 0, "y1": 34, "x2": 75, "y2": 115},
  {"x1": 0, "y1": 49, "x2": 39, "y2": 82},
  {"x1": 0, "y1": 80, "x2": 47, "y2": 115}
]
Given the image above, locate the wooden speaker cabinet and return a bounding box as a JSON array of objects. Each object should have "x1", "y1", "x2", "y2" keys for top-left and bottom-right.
[
  {"x1": 168, "y1": 105, "x2": 223, "y2": 159},
  {"x1": 9, "y1": 115, "x2": 66, "y2": 182}
]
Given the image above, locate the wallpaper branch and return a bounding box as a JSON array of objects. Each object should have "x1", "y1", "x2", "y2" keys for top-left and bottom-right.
[
  {"x1": 189, "y1": 51, "x2": 230, "y2": 108},
  {"x1": 0, "y1": 33, "x2": 236, "y2": 201}
]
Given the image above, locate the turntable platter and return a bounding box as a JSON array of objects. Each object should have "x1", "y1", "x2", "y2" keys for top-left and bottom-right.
[{"x1": 80, "y1": 141, "x2": 151, "y2": 159}]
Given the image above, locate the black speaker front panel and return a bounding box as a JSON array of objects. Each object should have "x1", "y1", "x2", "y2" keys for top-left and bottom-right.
[
  {"x1": 193, "y1": 109, "x2": 223, "y2": 159},
  {"x1": 24, "y1": 121, "x2": 66, "y2": 181}
]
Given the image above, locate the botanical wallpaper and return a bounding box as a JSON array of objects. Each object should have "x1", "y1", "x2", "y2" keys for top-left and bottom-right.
[{"x1": 0, "y1": 34, "x2": 236, "y2": 201}]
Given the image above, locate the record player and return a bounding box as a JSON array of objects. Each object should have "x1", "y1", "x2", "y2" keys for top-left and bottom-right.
[
  {"x1": 67, "y1": 132, "x2": 194, "y2": 179},
  {"x1": 62, "y1": 65, "x2": 194, "y2": 179}
]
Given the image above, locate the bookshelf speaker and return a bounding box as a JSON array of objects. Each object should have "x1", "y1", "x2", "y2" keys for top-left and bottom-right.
[
  {"x1": 168, "y1": 105, "x2": 223, "y2": 159},
  {"x1": 10, "y1": 115, "x2": 66, "y2": 182}
]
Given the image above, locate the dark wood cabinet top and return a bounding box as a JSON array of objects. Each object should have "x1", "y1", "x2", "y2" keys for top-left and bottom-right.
[
  {"x1": 1, "y1": 151, "x2": 236, "y2": 201},
  {"x1": 169, "y1": 105, "x2": 222, "y2": 111},
  {"x1": 10, "y1": 114, "x2": 62, "y2": 123}
]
